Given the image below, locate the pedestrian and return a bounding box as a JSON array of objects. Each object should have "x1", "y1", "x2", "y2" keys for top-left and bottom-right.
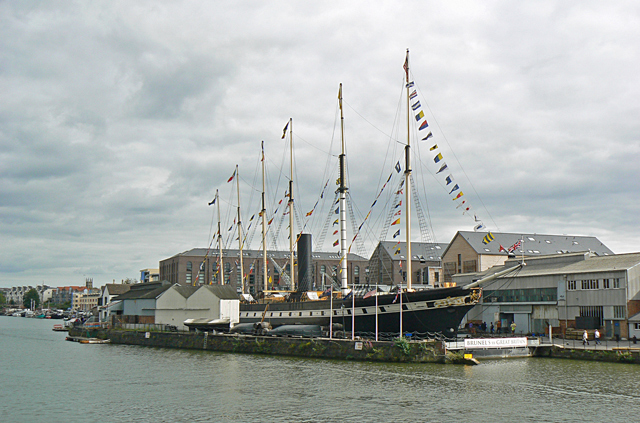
[
  {"x1": 490, "y1": 322, "x2": 494, "y2": 334},
  {"x1": 496, "y1": 321, "x2": 501, "y2": 334},
  {"x1": 594, "y1": 329, "x2": 601, "y2": 345},
  {"x1": 510, "y1": 321, "x2": 516, "y2": 334},
  {"x1": 582, "y1": 329, "x2": 589, "y2": 346}
]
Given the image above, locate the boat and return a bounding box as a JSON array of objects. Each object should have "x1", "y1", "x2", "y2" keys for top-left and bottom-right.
[
  {"x1": 52, "y1": 324, "x2": 68, "y2": 332},
  {"x1": 238, "y1": 52, "x2": 488, "y2": 338}
]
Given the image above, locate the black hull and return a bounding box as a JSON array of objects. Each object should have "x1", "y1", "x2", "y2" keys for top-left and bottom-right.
[{"x1": 240, "y1": 286, "x2": 480, "y2": 336}]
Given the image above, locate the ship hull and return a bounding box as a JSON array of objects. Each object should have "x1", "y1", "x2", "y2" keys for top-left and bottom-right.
[{"x1": 240, "y1": 286, "x2": 480, "y2": 336}]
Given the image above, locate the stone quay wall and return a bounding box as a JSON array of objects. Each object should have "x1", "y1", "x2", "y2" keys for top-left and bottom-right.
[{"x1": 72, "y1": 327, "x2": 446, "y2": 363}]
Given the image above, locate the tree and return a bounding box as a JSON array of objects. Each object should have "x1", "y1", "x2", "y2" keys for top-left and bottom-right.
[
  {"x1": 0, "y1": 291, "x2": 5, "y2": 305},
  {"x1": 23, "y1": 289, "x2": 40, "y2": 309}
]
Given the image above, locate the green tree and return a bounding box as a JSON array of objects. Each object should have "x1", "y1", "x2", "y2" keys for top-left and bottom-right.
[
  {"x1": 23, "y1": 289, "x2": 40, "y2": 309},
  {"x1": 0, "y1": 291, "x2": 6, "y2": 305}
]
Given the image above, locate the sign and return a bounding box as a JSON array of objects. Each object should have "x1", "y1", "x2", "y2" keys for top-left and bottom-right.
[
  {"x1": 354, "y1": 342, "x2": 363, "y2": 350},
  {"x1": 145, "y1": 332, "x2": 150, "y2": 339},
  {"x1": 464, "y1": 353, "x2": 473, "y2": 360},
  {"x1": 464, "y1": 337, "x2": 528, "y2": 349}
]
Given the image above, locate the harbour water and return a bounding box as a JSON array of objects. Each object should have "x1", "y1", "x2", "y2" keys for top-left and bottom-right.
[{"x1": 1, "y1": 317, "x2": 639, "y2": 422}]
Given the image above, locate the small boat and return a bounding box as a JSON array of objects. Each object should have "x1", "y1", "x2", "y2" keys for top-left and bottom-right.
[
  {"x1": 52, "y1": 324, "x2": 68, "y2": 332},
  {"x1": 78, "y1": 338, "x2": 111, "y2": 344}
]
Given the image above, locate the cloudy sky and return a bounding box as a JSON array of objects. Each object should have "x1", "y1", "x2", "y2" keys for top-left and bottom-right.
[{"x1": 2, "y1": 1, "x2": 639, "y2": 288}]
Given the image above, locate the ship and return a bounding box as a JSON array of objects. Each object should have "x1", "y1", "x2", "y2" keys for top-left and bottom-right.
[{"x1": 236, "y1": 50, "x2": 511, "y2": 338}]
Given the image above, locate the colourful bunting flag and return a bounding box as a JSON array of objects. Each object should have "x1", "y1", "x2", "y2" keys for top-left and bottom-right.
[
  {"x1": 419, "y1": 120, "x2": 429, "y2": 130},
  {"x1": 393, "y1": 229, "x2": 400, "y2": 238},
  {"x1": 281, "y1": 121, "x2": 289, "y2": 139},
  {"x1": 449, "y1": 184, "x2": 459, "y2": 194},
  {"x1": 409, "y1": 90, "x2": 417, "y2": 99},
  {"x1": 415, "y1": 111, "x2": 424, "y2": 121},
  {"x1": 395, "y1": 161, "x2": 401, "y2": 172},
  {"x1": 411, "y1": 101, "x2": 421, "y2": 110},
  {"x1": 208, "y1": 197, "x2": 216, "y2": 206},
  {"x1": 227, "y1": 170, "x2": 236, "y2": 183},
  {"x1": 482, "y1": 232, "x2": 495, "y2": 245},
  {"x1": 422, "y1": 132, "x2": 433, "y2": 141},
  {"x1": 333, "y1": 240, "x2": 339, "y2": 247},
  {"x1": 452, "y1": 192, "x2": 464, "y2": 200},
  {"x1": 406, "y1": 81, "x2": 415, "y2": 88},
  {"x1": 434, "y1": 153, "x2": 443, "y2": 163},
  {"x1": 306, "y1": 210, "x2": 313, "y2": 217},
  {"x1": 391, "y1": 218, "x2": 401, "y2": 225},
  {"x1": 333, "y1": 219, "x2": 339, "y2": 226},
  {"x1": 430, "y1": 144, "x2": 438, "y2": 151},
  {"x1": 445, "y1": 175, "x2": 453, "y2": 185},
  {"x1": 436, "y1": 163, "x2": 448, "y2": 174}
]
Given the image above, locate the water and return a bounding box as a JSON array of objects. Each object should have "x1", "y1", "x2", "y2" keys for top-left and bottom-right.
[{"x1": 1, "y1": 317, "x2": 639, "y2": 423}]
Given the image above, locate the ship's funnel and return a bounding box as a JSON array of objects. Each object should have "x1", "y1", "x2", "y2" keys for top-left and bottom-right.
[{"x1": 297, "y1": 233, "x2": 313, "y2": 292}]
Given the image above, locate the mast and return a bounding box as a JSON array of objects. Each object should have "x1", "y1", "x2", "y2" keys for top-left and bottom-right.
[
  {"x1": 404, "y1": 48, "x2": 413, "y2": 291},
  {"x1": 338, "y1": 84, "x2": 349, "y2": 296},
  {"x1": 261, "y1": 141, "x2": 268, "y2": 292},
  {"x1": 216, "y1": 189, "x2": 224, "y2": 285},
  {"x1": 287, "y1": 118, "x2": 295, "y2": 291},
  {"x1": 236, "y1": 164, "x2": 245, "y2": 294}
]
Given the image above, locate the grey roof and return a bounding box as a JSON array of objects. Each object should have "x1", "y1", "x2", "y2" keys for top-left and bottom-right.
[
  {"x1": 102, "y1": 284, "x2": 132, "y2": 296},
  {"x1": 466, "y1": 252, "x2": 640, "y2": 280},
  {"x1": 199, "y1": 284, "x2": 238, "y2": 300},
  {"x1": 172, "y1": 285, "x2": 200, "y2": 299},
  {"x1": 446, "y1": 231, "x2": 614, "y2": 257},
  {"x1": 167, "y1": 248, "x2": 368, "y2": 262},
  {"x1": 376, "y1": 241, "x2": 448, "y2": 262},
  {"x1": 113, "y1": 282, "x2": 171, "y2": 301}
]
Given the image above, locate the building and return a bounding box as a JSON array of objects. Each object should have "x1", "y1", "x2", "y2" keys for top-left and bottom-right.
[
  {"x1": 155, "y1": 284, "x2": 239, "y2": 330},
  {"x1": 159, "y1": 248, "x2": 368, "y2": 295},
  {"x1": 454, "y1": 251, "x2": 640, "y2": 339},
  {"x1": 99, "y1": 283, "x2": 132, "y2": 321},
  {"x1": 140, "y1": 268, "x2": 159, "y2": 284},
  {"x1": 51, "y1": 286, "x2": 86, "y2": 306},
  {"x1": 441, "y1": 231, "x2": 614, "y2": 283},
  {"x1": 73, "y1": 291, "x2": 100, "y2": 312},
  {"x1": 367, "y1": 241, "x2": 448, "y2": 287},
  {"x1": 110, "y1": 281, "x2": 173, "y2": 324},
  {"x1": 5, "y1": 285, "x2": 52, "y2": 306}
]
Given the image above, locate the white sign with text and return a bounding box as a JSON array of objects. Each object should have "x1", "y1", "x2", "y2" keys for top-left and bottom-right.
[{"x1": 464, "y1": 337, "x2": 528, "y2": 349}]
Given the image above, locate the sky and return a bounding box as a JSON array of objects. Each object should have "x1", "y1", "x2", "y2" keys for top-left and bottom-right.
[{"x1": 2, "y1": 1, "x2": 639, "y2": 288}]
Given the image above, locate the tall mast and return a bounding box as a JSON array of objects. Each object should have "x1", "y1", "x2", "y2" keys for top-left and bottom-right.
[
  {"x1": 261, "y1": 141, "x2": 268, "y2": 292},
  {"x1": 216, "y1": 189, "x2": 224, "y2": 285},
  {"x1": 404, "y1": 48, "x2": 413, "y2": 291},
  {"x1": 236, "y1": 164, "x2": 245, "y2": 294},
  {"x1": 288, "y1": 118, "x2": 295, "y2": 291},
  {"x1": 338, "y1": 84, "x2": 349, "y2": 296}
]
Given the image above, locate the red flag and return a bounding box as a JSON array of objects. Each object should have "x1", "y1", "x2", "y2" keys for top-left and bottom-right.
[{"x1": 227, "y1": 170, "x2": 236, "y2": 183}]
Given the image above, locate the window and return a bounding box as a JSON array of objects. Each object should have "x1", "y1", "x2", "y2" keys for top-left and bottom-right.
[
  {"x1": 457, "y1": 254, "x2": 462, "y2": 273},
  {"x1": 613, "y1": 278, "x2": 621, "y2": 288},
  {"x1": 354, "y1": 266, "x2": 360, "y2": 284},
  {"x1": 186, "y1": 261, "x2": 192, "y2": 271},
  {"x1": 614, "y1": 306, "x2": 625, "y2": 319},
  {"x1": 463, "y1": 260, "x2": 477, "y2": 273},
  {"x1": 186, "y1": 273, "x2": 192, "y2": 284},
  {"x1": 581, "y1": 279, "x2": 599, "y2": 290},
  {"x1": 635, "y1": 323, "x2": 640, "y2": 330},
  {"x1": 567, "y1": 280, "x2": 577, "y2": 290},
  {"x1": 603, "y1": 279, "x2": 610, "y2": 289},
  {"x1": 443, "y1": 262, "x2": 456, "y2": 283}
]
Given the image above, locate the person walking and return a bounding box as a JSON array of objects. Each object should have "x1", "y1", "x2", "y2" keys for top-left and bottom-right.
[
  {"x1": 583, "y1": 329, "x2": 589, "y2": 346},
  {"x1": 594, "y1": 329, "x2": 601, "y2": 345},
  {"x1": 490, "y1": 322, "x2": 494, "y2": 334},
  {"x1": 510, "y1": 321, "x2": 516, "y2": 334}
]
